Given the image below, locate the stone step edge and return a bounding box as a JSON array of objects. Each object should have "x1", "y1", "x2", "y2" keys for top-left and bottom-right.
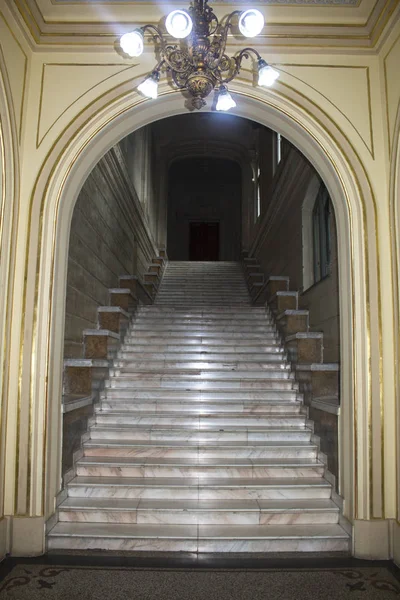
[
  {"x1": 48, "y1": 522, "x2": 349, "y2": 540},
  {"x1": 83, "y1": 440, "x2": 317, "y2": 448},
  {"x1": 59, "y1": 499, "x2": 339, "y2": 513},
  {"x1": 67, "y1": 476, "x2": 331, "y2": 488}
]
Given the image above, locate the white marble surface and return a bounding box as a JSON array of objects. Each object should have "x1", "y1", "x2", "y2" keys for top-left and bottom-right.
[{"x1": 52, "y1": 261, "x2": 349, "y2": 554}]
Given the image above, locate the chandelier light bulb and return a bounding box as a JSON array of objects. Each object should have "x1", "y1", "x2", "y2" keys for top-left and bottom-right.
[
  {"x1": 216, "y1": 88, "x2": 236, "y2": 112},
  {"x1": 137, "y1": 73, "x2": 159, "y2": 99},
  {"x1": 258, "y1": 61, "x2": 280, "y2": 87},
  {"x1": 166, "y1": 10, "x2": 193, "y2": 38},
  {"x1": 120, "y1": 30, "x2": 144, "y2": 57},
  {"x1": 238, "y1": 9, "x2": 264, "y2": 37}
]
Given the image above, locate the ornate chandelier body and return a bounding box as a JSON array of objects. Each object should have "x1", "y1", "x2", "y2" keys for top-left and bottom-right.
[{"x1": 119, "y1": 0, "x2": 279, "y2": 111}]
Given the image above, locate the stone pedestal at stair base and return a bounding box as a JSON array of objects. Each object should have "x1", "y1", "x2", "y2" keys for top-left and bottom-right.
[
  {"x1": 48, "y1": 261, "x2": 350, "y2": 554},
  {"x1": 63, "y1": 359, "x2": 110, "y2": 396},
  {"x1": 119, "y1": 276, "x2": 153, "y2": 305},
  {"x1": 353, "y1": 519, "x2": 391, "y2": 559},
  {"x1": 98, "y1": 307, "x2": 130, "y2": 335},
  {"x1": 286, "y1": 333, "x2": 323, "y2": 363},
  {"x1": 83, "y1": 330, "x2": 120, "y2": 359},
  {"x1": 392, "y1": 521, "x2": 400, "y2": 566},
  {"x1": 277, "y1": 310, "x2": 309, "y2": 336},
  {"x1": 109, "y1": 288, "x2": 137, "y2": 312}
]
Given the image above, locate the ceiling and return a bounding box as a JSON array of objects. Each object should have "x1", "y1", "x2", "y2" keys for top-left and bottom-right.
[{"x1": 7, "y1": 0, "x2": 399, "y2": 49}]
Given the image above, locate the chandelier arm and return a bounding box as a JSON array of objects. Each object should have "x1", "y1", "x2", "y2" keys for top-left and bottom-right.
[
  {"x1": 207, "y1": 12, "x2": 238, "y2": 68},
  {"x1": 236, "y1": 47, "x2": 262, "y2": 62},
  {"x1": 162, "y1": 46, "x2": 193, "y2": 74},
  {"x1": 141, "y1": 24, "x2": 165, "y2": 44},
  {"x1": 206, "y1": 9, "x2": 243, "y2": 70},
  {"x1": 154, "y1": 58, "x2": 166, "y2": 72},
  {"x1": 210, "y1": 54, "x2": 237, "y2": 84},
  {"x1": 216, "y1": 10, "x2": 242, "y2": 51},
  {"x1": 169, "y1": 68, "x2": 190, "y2": 89},
  {"x1": 218, "y1": 47, "x2": 261, "y2": 84}
]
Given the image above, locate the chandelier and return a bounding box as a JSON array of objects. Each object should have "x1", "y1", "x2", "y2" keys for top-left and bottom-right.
[{"x1": 118, "y1": 0, "x2": 279, "y2": 111}]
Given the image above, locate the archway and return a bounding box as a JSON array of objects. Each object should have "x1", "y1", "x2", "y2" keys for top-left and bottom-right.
[
  {"x1": 19, "y1": 81, "x2": 379, "y2": 553},
  {"x1": 167, "y1": 155, "x2": 242, "y2": 261},
  {"x1": 390, "y1": 104, "x2": 400, "y2": 547},
  {"x1": 0, "y1": 53, "x2": 20, "y2": 537}
]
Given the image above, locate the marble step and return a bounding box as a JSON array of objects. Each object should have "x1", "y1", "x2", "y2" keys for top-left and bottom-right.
[
  {"x1": 94, "y1": 412, "x2": 307, "y2": 427},
  {"x1": 109, "y1": 370, "x2": 293, "y2": 381},
  {"x1": 132, "y1": 322, "x2": 274, "y2": 330},
  {"x1": 131, "y1": 325, "x2": 275, "y2": 333},
  {"x1": 101, "y1": 388, "x2": 301, "y2": 401},
  {"x1": 157, "y1": 288, "x2": 249, "y2": 292},
  {"x1": 83, "y1": 440, "x2": 317, "y2": 459},
  {"x1": 58, "y1": 497, "x2": 339, "y2": 525},
  {"x1": 134, "y1": 316, "x2": 272, "y2": 325},
  {"x1": 89, "y1": 425, "x2": 313, "y2": 442},
  {"x1": 138, "y1": 308, "x2": 267, "y2": 315},
  {"x1": 98, "y1": 400, "x2": 303, "y2": 414},
  {"x1": 125, "y1": 331, "x2": 278, "y2": 339},
  {"x1": 157, "y1": 288, "x2": 250, "y2": 304},
  {"x1": 67, "y1": 475, "x2": 330, "y2": 500},
  {"x1": 158, "y1": 279, "x2": 247, "y2": 282},
  {"x1": 153, "y1": 302, "x2": 252, "y2": 307},
  {"x1": 157, "y1": 282, "x2": 248, "y2": 287},
  {"x1": 119, "y1": 346, "x2": 283, "y2": 354},
  {"x1": 121, "y1": 343, "x2": 282, "y2": 352},
  {"x1": 157, "y1": 290, "x2": 250, "y2": 295},
  {"x1": 75, "y1": 456, "x2": 325, "y2": 478},
  {"x1": 47, "y1": 522, "x2": 349, "y2": 552},
  {"x1": 106, "y1": 378, "x2": 298, "y2": 390},
  {"x1": 99, "y1": 398, "x2": 302, "y2": 412},
  {"x1": 112, "y1": 361, "x2": 289, "y2": 372},
  {"x1": 116, "y1": 353, "x2": 285, "y2": 363},
  {"x1": 152, "y1": 285, "x2": 249, "y2": 290},
  {"x1": 159, "y1": 273, "x2": 246, "y2": 277},
  {"x1": 122, "y1": 332, "x2": 282, "y2": 344}
]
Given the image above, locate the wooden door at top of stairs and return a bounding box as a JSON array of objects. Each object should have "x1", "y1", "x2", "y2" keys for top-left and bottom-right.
[{"x1": 189, "y1": 222, "x2": 219, "y2": 261}]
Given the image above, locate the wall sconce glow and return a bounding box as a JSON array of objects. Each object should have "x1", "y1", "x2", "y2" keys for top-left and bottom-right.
[
  {"x1": 216, "y1": 87, "x2": 236, "y2": 112},
  {"x1": 166, "y1": 10, "x2": 193, "y2": 38},
  {"x1": 258, "y1": 61, "x2": 280, "y2": 87},
  {"x1": 120, "y1": 30, "x2": 144, "y2": 57},
  {"x1": 238, "y1": 9, "x2": 264, "y2": 37},
  {"x1": 138, "y1": 72, "x2": 160, "y2": 98}
]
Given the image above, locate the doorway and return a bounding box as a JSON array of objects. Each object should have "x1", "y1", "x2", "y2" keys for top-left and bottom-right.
[{"x1": 189, "y1": 221, "x2": 219, "y2": 261}]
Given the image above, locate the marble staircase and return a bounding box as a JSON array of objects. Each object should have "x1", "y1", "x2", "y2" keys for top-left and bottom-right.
[{"x1": 48, "y1": 261, "x2": 350, "y2": 553}]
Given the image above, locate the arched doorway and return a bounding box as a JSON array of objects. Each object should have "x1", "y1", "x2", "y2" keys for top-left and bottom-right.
[
  {"x1": 390, "y1": 107, "x2": 400, "y2": 558},
  {"x1": 0, "y1": 54, "x2": 20, "y2": 543},
  {"x1": 16, "y1": 83, "x2": 380, "y2": 554},
  {"x1": 167, "y1": 156, "x2": 242, "y2": 262}
]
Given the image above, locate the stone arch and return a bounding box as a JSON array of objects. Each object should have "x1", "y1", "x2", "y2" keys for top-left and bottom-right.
[
  {"x1": 389, "y1": 103, "x2": 400, "y2": 523},
  {"x1": 18, "y1": 80, "x2": 379, "y2": 534},
  {"x1": 0, "y1": 52, "x2": 20, "y2": 520}
]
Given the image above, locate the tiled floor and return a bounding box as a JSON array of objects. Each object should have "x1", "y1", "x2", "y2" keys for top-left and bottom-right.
[{"x1": 1, "y1": 554, "x2": 399, "y2": 600}]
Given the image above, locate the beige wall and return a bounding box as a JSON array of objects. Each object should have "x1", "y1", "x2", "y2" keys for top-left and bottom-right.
[{"x1": 0, "y1": 0, "x2": 400, "y2": 559}]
